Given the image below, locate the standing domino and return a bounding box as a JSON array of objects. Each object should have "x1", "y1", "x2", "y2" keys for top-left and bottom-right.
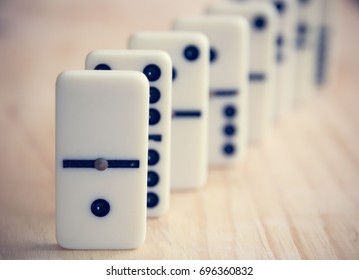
[
  {"x1": 56, "y1": 70, "x2": 149, "y2": 249},
  {"x1": 294, "y1": 0, "x2": 322, "y2": 103},
  {"x1": 174, "y1": 16, "x2": 250, "y2": 164},
  {"x1": 129, "y1": 32, "x2": 209, "y2": 190},
  {"x1": 316, "y1": 0, "x2": 334, "y2": 90},
  {"x1": 239, "y1": 0, "x2": 297, "y2": 118},
  {"x1": 266, "y1": 0, "x2": 298, "y2": 118},
  {"x1": 208, "y1": 1, "x2": 277, "y2": 141},
  {"x1": 85, "y1": 50, "x2": 172, "y2": 217}
]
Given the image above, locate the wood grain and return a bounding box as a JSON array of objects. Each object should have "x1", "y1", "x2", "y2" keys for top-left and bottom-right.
[{"x1": 0, "y1": 0, "x2": 358, "y2": 259}]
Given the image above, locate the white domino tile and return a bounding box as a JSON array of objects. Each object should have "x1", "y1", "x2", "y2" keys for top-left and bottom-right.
[
  {"x1": 129, "y1": 32, "x2": 209, "y2": 190},
  {"x1": 294, "y1": 0, "x2": 322, "y2": 103},
  {"x1": 56, "y1": 70, "x2": 149, "y2": 249},
  {"x1": 267, "y1": 0, "x2": 298, "y2": 118},
  {"x1": 208, "y1": 1, "x2": 278, "y2": 142},
  {"x1": 174, "y1": 16, "x2": 250, "y2": 164},
  {"x1": 315, "y1": 0, "x2": 334, "y2": 90},
  {"x1": 85, "y1": 50, "x2": 172, "y2": 218}
]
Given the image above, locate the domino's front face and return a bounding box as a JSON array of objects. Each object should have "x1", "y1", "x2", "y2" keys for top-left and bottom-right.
[
  {"x1": 208, "y1": 2, "x2": 277, "y2": 142},
  {"x1": 56, "y1": 71, "x2": 149, "y2": 249},
  {"x1": 241, "y1": 0, "x2": 297, "y2": 119},
  {"x1": 270, "y1": 0, "x2": 297, "y2": 118},
  {"x1": 174, "y1": 16, "x2": 250, "y2": 164},
  {"x1": 295, "y1": 0, "x2": 322, "y2": 102},
  {"x1": 315, "y1": 0, "x2": 332, "y2": 88},
  {"x1": 129, "y1": 32, "x2": 209, "y2": 190},
  {"x1": 85, "y1": 50, "x2": 172, "y2": 218}
]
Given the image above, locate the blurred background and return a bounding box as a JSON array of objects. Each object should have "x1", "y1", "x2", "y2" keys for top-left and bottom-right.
[{"x1": 0, "y1": 0, "x2": 358, "y2": 259}]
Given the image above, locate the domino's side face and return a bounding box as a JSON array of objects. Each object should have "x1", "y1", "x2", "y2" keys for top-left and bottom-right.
[
  {"x1": 174, "y1": 16, "x2": 249, "y2": 164},
  {"x1": 294, "y1": 0, "x2": 322, "y2": 103},
  {"x1": 129, "y1": 32, "x2": 209, "y2": 190},
  {"x1": 85, "y1": 50, "x2": 172, "y2": 218},
  {"x1": 56, "y1": 70, "x2": 149, "y2": 249},
  {"x1": 208, "y1": 1, "x2": 277, "y2": 142}
]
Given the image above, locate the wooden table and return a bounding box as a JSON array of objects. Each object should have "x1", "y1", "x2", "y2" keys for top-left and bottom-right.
[{"x1": 0, "y1": 0, "x2": 358, "y2": 259}]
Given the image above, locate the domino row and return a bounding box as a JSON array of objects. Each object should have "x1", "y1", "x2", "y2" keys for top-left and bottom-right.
[{"x1": 56, "y1": 0, "x2": 332, "y2": 249}]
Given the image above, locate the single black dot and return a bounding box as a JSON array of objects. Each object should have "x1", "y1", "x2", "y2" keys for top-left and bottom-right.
[
  {"x1": 223, "y1": 105, "x2": 237, "y2": 118},
  {"x1": 172, "y1": 67, "x2": 177, "y2": 81},
  {"x1": 223, "y1": 143, "x2": 236, "y2": 156},
  {"x1": 149, "y1": 108, "x2": 161, "y2": 125},
  {"x1": 276, "y1": 34, "x2": 284, "y2": 47},
  {"x1": 147, "y1": 192, "x2": 159, "y2": 208},
  {"x1": 274, "y1": 1, "x2": 286, "y2": 14},
  {"x1": 184, "y1": 45, "x2": 200, "y2": 61},
  {"x1": 91, "y1": 199, "x2": 110, "y2": 217},
  {"x1": 149, "y1": 87, "x2": 161, "y2": 104},
  {"x1": 94, "y1": 158, "x2": 108, "y2": 171},
  {"x1": 253, "y1": 15, "x2": 267, "y2": 30},
  {"x1": 210, "y1": 47, "x2": 218, "y2": 63},
  {"x1": 143, "y1": 64, "x2": 161, "y2": 82},
  {"x1": 147, "y1": 171, "x2": 160, "y2": 187},
  {"x1": 148, "y1": 149, "x2": 160, "y2": 166},
  {"x1": 298, "y1": 23, "x2": 307, "y2": 34},
  {"x1": 223, "y1": 124, "x2": 236, "y2": 136},
  {"x1": 94, "y1": 64, "x2": 111, "y2": 70}
]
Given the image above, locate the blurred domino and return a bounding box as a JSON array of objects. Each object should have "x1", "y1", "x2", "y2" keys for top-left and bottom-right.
[
  {"x1": 174, "y1": 16, "x2": 250, "y2": 164},
  {"x1": 208, "y1": 1, "x2": 277, "y2": 141},
  {"x1": 316, "y1": 0, "x2": 334, "y2": 89},
  {"x1": 56, "y1": 70, "x2": 149, "y2": 249},
  {"x1": 266, "y1": 0, "x2": 298, "y2": 118},
  {"x1": 294, "y1": 0, "x2": 322, "y2": 103},
  {"x1": 129, "y1": 32, "x2": 209, "y2": 190},
  {"x1": 85, "y1": 50, "x2": 172, "y2": 217}
]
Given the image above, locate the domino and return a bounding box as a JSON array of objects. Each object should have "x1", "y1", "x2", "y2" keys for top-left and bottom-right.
[
  {"x1": 294, "y1": 0, "x2": 322, "y2": 103},
  {"x1": 316, "y1": 0, "x2": 334, "y2": 89},
  {"x1": 56, "y1": 70, "x2": 149, "y2": 249},
  {"x1": 85, "y1": 50, "x2": 172, "y2": 218},
  {"x1": 265, "y1": 0, "x2": 298, "y2": 118},
  {"x1": 208, "y1": 1, "x2": 278, "y2": 141},
  {"x1": 129, "y1": 32, "x2": 209, "y2": 190},
  {"x1": 235, "y1": 0, "x2": 297, "y2": 118},
  {"x1": 173, "y1": 16, "x2": 250, "y2": 164}
]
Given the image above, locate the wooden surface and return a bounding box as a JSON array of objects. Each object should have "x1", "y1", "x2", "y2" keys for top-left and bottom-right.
[{"x1": 0, "y1": 0, "x2": 359, "y2": 260}]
